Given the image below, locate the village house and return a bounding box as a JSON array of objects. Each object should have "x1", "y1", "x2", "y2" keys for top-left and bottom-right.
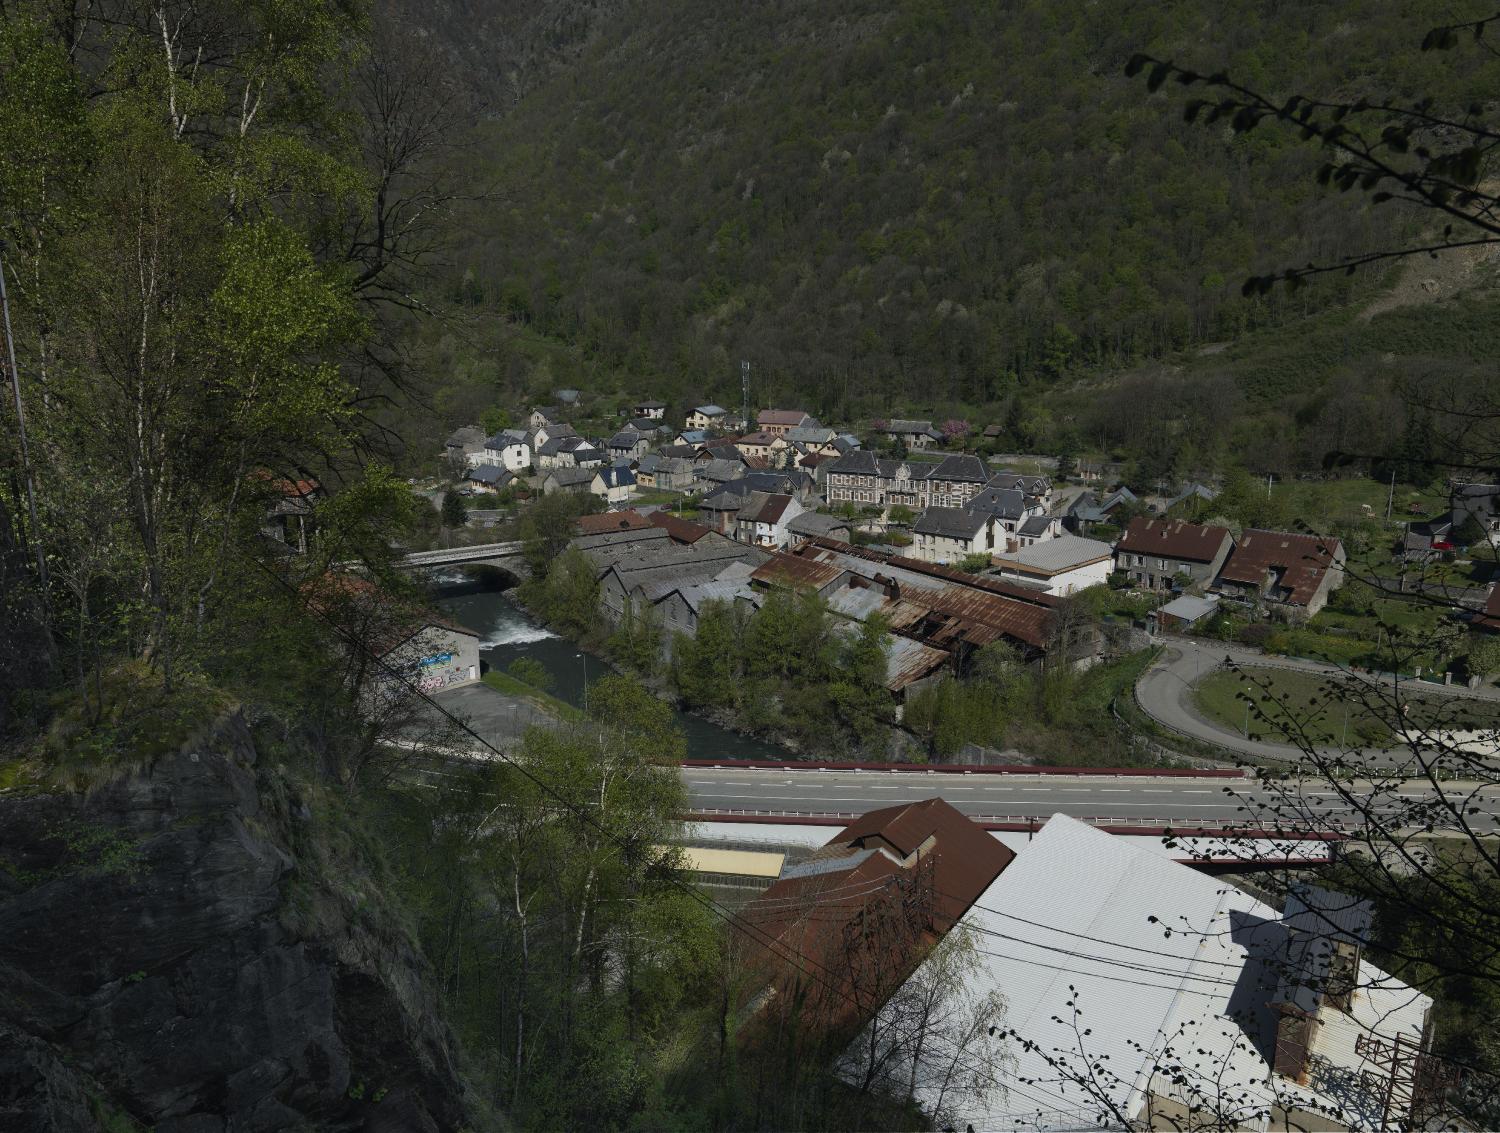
[
  {"x1": 527, "y1": 405, "x2": 565, "y2": 430},
  {"x1": 733, "y1": 492, "x2": 805, "y2": 550},
  {"x1": 756, "y1": 408, "x2": 814, "y2": 437},
  {"x1": 475, "y1": 428, "x2": 532, "y2": 472},
  {"x1": 535, "y1": 434, "x2": 598, "y2": 470},
  {"x1": 734, "y1": 430, "x2": 789, "y2": 466},
  {"x1": 786, "y1": 511, "x2": 852, "y2": 544},
  {"x1": 444, "y1": 425, "x2": 486, "y2": 469},
  {"x1": 527, "y1": 421, "x2": 575, "y2": 451},
  {"x1": 675, "y1": 428, "x2": 712, "y2": 447},
  {"x1": 697, "y1": 488, "x2": 745, "y2": 535},
  {"x1": 626, "y1": 416, "x2": 668, "y2": 435},
  {"x1": 783, "y1": 424, "x2": 839, "y2": 452},
  {"x1": 463, "y1": 464, "x2": 514, "y2": 494},
  {"x1": 911, "y1": 507, "x2": 996, "y2": 564},
  {"x1": 591, "y1": 464, "x2": 637, "y2": 506},
  {"x1": 553, "y1": 388, "x2": 581, "y2": 406},
  {"x1": 920, "y1": 454, "x2": 989, "y2": 508},
  {"x1": 1214, "y1": 529, "x2": 1346, "y2": 619},
  {"x1": 630, "y1": 398, "x2": 667, "y2": 419},
  {"x1": 825, "y1": 451, "x2": 993, "y2": 513},
  {"x1": 1065, "y1": 486, "x2": 1138, "y2": 534},
  {"x1": 654, "y1": 457, "x2": 699, "y2": 492},
  {"x1": 633, "y1": 454, "x2": 660, "y2": 489},
  {"x1": 1114, "y1": 516, "x2": 1234, "y2": 590},
  {"x1": 606, "y1": 428, "x2": 651, "y2": 462},
  {"x1": 824, "y1": 450, "x2": 897, "y2": 509},
  {"x1": 685, "y1": 404, "x2": 728, "y2": 431},
  {"x1": 542, "y1": 466, "x2": 595, "y2": 496},
  {"x1": 881, "y1": 419, "x2": 943, "y2": 449},
  {"x1": 990, "y1": 534, "x2": 1113, "y2": 595},
  {"x1": 1012, "y1": 513, "x2": 1061, "y2": 548},
  {"x1": 968, "y1": 483, "x2": 1046, "y2": 539},
  {"x1": 986, "y1": 471, "x2": 1052, "y2": 508}
]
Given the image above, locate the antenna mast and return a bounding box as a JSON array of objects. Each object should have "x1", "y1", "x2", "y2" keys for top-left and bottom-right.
[{"x1": 741, "y1": 359, "x2": 750, "y2": 432}]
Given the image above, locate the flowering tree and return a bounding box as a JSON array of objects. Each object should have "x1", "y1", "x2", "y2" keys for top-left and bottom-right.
[{"x1": 940, "y1": 419, "x2": 971, "y2": 444}]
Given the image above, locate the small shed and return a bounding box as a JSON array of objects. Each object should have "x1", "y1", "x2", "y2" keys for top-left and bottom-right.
[{"x1": 1154, "y1": 593, "x2": 1219, "y2": 633}]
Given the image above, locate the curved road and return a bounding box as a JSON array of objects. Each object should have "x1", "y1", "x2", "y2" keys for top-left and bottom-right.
[{"x1": 1135, "y1": 638, "x2": 1500, "y2": 767}]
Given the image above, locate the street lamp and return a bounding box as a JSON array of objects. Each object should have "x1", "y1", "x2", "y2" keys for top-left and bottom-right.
[{"x1": 1243, "y1": 688, "x2": 1253, "y2": 738}]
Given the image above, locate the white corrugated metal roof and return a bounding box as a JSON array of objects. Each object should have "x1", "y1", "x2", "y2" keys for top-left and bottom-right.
[
  {"x1": 844, "y1": 815, "x2": 1431, "y2": 1132},
  {"x1": 1158, "y1": 593, "x2": 1219, "y2": 622},
  {"x1": 991, "y1": 534, "x2": 1114, "y2": 574}
]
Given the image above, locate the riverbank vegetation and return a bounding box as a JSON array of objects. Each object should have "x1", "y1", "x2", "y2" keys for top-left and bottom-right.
[
  {"x1": 669, "y1": 593, "x2": 895, "y2": 755},
  {"x1": 903, "y1": 646, "x2": 1164, "y2": 766}
]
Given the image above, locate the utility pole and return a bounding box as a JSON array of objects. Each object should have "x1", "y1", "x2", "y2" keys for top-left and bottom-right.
[
  {"x1": 1386, "y1": 469, "x2": 1396, "y2": 522},
  {"x1": 1266, "y1": 473, "x2": 1274, "y2": 499},
  {"x1": 0, "y1": 243, "x2": 49, "y2": 597}
]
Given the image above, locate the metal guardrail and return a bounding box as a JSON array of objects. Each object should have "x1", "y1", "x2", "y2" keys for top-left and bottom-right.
[
  {"x1": 679, "y1": 758, "x2": 1251, "y2": 779},
  {"x1": 686, "y1": 807, "x2": 1349, "y2": 837}
]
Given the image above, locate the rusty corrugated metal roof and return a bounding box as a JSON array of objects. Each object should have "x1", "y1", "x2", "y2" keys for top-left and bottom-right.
[{"x1": 750, "y1": 552, "x2": 846, "y2": 590}]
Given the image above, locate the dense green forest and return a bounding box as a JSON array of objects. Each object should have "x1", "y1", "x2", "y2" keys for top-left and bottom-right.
[{"x1": 404, "y1": 0, "x2": 1499, "y2": 469}]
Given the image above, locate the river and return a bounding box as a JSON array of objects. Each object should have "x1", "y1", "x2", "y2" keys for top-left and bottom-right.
[{"x1": 426, "y1": 571, "x2": 789, "y2": 760}]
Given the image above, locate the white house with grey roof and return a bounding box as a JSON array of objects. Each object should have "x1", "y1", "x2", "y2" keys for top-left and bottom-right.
[
  {"x1": 910, "y1": 506, "x2": 996, "y2": 564},
  {"x1": 470, "y1": 428, "x2": 531, "y2": 471},
  {"x1": 685, "y1": 404, "x2": 728, "y2": 431},
  {"x1": 991, "y1": 534, "x2": 1113, "y2": 595}
]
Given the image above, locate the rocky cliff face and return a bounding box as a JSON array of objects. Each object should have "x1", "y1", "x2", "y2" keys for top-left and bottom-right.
[{"x1": 0, "y1": 716, "x2": 473, "y2": 1132}]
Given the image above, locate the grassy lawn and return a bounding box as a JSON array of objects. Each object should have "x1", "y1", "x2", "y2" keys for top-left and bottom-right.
[
  {"x1": 481, "y1": 670, "x2": 583, "y2": 721},
  {"x1": 1193, "y1": 667, "x2": 1500, "y2": 747}
]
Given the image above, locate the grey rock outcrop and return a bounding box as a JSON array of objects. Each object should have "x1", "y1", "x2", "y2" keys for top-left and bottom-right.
[{"x1": 0, "y1": 715, "x2": 472, "y2": 1131}]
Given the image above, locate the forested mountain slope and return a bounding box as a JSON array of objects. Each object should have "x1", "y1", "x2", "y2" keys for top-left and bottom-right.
[{"x1": 418, "y1": 0, "x2": 1499, "y2": 420}]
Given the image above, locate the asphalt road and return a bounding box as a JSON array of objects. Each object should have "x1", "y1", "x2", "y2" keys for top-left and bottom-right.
[
  {"x1": 1135, "y1": 638, "x2": 1500, "y2": 767},
  {"x1": 681, "y1": 765, "x2": 1500, "y2": 833}
]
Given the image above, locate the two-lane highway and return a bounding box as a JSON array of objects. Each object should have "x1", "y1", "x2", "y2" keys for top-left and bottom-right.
[{"x1": 680, "y1": 764, "x2": 1500, "y2": 833}]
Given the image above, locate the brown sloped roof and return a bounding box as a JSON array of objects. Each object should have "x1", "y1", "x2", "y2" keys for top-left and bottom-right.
[
  {"x1": 1115, "y1": 516, "x2": 1233, "y2": 563},
  {"x1": 1217, "y1": 529, "x2": 1344, "y2": 606},
  {"x1": 738, "y1": 799, "x2": 1014, "y2": 1041},
  {"x1": 758, "y1": 409, "x2": 809, "y2": 426},
  {"x1": 576, "y1": 510, "x2": 652, "y2": 536},
  {"x1": 647, "y1": 511, "x2": 713, "y2": 544}
]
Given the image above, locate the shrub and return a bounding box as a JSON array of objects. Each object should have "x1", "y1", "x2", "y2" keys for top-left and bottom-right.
[{"x1": 507, "y1": 657, "x2": 554, "y2": 691}]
